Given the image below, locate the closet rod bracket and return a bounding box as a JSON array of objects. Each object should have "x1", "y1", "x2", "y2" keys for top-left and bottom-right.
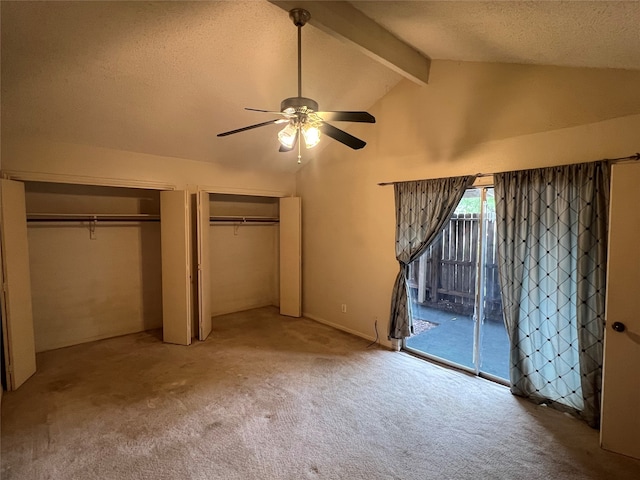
[{"x1": 89, "y1": 216, "x2": 97, "y2": 240}]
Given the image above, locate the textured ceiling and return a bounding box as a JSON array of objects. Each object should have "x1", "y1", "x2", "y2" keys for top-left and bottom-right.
[
  {"x1": 356, "y1": 1, "x2": 640, "y2": 70},
  {"x1": 2, "y1": 1, "x2": 639, "y2": 174}
]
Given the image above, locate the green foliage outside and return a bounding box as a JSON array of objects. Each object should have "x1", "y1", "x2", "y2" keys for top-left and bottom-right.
[{"x1": 454, "y1": 195, "x2": 496, "y2": 215}]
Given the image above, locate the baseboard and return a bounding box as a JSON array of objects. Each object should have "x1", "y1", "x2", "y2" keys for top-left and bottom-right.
[
  {"x1": 212, "y1": 302, "x2": 277, "y2": 318},
  {"x1": 303, "y1": 312, "x2": 393, "y2": 349}
]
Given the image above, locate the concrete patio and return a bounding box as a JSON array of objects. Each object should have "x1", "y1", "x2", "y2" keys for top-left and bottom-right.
[{"x1": 405, "y1": 303, "x2": 510, "y2": 381}]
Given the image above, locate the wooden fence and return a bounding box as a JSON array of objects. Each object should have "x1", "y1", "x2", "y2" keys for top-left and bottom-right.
[{"x1": 408, "y1": 213, "x2": 503, "y2": 321}]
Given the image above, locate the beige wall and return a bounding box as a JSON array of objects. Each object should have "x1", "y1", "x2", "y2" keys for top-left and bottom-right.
[
  {"x1": 28, "y1": 223, "x2": 162, "y2": 352},
  {"x1": 297, "y1": 60, "x2": 640, "y2": 348},
  {"x1": 210, "y1": 224, "x2": 279, "y2": 317},
  {"x1": 209, "y1": 194, "x2": 280, "y2": 317},
  {"x1": 2, "y1": 136, "x2": 296, "y2": 195}
]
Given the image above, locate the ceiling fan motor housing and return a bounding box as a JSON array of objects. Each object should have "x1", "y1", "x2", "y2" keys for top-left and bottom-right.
[{"x1": 281, "y1": 96, "x2": 319, "y2": 113}]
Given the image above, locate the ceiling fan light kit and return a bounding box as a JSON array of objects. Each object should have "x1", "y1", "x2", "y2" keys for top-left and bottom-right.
[
  {"x1": 277, "y1": 123, "x2": 298, "y2": 149},
  {"x1": 217, "y1": 8, "x2": 376, "y2": 163}
]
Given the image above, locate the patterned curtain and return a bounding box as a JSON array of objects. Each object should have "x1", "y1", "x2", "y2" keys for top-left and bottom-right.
[
  {"x1": 494, "y1": 161, "x2": 609, "y2": 427},
  {"x1": 389, "y1": 176, "x2": 475, "y2": 340}
]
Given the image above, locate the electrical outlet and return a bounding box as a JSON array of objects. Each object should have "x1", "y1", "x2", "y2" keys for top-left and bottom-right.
[{"x1": 341, "y1": 304, "x2": 347, "y2": 313}]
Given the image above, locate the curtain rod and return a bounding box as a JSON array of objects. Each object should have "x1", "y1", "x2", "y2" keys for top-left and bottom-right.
[{"x1": 376, "y1": 152, "x2": 640, "y2": 186}]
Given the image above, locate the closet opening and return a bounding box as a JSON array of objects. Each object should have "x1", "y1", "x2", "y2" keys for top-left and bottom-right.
[
  {"x1": 208, "y1": 194, "x2": 281, "y2": 318},
  {"x1": 24, "y1": 182, "x2": 163, "y2": 353},
  {"x1": 194, "y1": 192, "x2": 301, "y2": 341}
]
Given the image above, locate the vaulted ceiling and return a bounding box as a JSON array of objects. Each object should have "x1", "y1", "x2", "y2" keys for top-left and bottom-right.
[{"x1": 2, "y1": 1, "x2": 639, "y2": 173}]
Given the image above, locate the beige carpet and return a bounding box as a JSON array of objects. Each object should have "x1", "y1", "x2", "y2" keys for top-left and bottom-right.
[{"x1": 2, "y1": 307, "x2": 639, "y2": 479}]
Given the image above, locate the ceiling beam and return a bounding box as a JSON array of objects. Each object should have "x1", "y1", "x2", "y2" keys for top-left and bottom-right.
[{"x1": 268, "y1": 1, "x2": 430, "y2": 86}]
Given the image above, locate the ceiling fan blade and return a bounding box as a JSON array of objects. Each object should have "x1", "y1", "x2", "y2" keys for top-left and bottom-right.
[
  {"x1": 217, "y1": 119, "x2": 284, "y2": 137},
  {"x1": 245, "y1": 108, "x2": 284, "y2": 115},
  {"x1": 316, "y1": 111, "x2": 375, "y2": 123},
  {"x1": 319, "y1": 122, "x2": 366, "y2": 150}
]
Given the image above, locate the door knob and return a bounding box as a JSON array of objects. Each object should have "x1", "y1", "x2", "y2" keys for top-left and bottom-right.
[{"x1": 612, "y1": 322, "x2": 626, "y2": 332}]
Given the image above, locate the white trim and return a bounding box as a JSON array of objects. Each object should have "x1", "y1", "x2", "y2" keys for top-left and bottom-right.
[
  {"x1": 197, "y1": 184, "x2": 291, "y2": 198},
  {"x1": 212, "y1": 302, "x2": 277, "y2": 319},
  {"x1": 1, "y1": 170, "x2": 176, "y2": 191},
  {"x1": 303, "y1": 312, "x2": 379, "y2": 343},
  {"x1": 472, "y1": 175, "x2": 495, "y2": 187}
]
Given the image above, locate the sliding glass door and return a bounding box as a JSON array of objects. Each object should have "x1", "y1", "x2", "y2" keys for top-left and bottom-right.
[{"x1": 403, "y1": 187, "x2": 509, "y2": 383}]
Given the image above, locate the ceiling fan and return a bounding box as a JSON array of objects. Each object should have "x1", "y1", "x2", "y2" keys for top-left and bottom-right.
[{"x1": 217, "y1": 8, "x2": 376, "y2": 163}]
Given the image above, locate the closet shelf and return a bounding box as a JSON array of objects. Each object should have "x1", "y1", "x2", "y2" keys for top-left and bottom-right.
[
  {"x1": 27, "y1": 213, "x2": 278, "y2": 223},
  {"x1": 210, "y1": 215, "x2": 279, "y2": 224},
  {"x1": 27, "y1": 213, "x2": 160, "y2": 222}
]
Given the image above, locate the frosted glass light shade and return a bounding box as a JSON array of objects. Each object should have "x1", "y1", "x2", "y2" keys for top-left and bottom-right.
[
  {"x1": 278, "y1": 123, "x2": 298, "y2": 149},
  {"x1": 302, "y1": 124, "x2": 321, "y2": 148}
]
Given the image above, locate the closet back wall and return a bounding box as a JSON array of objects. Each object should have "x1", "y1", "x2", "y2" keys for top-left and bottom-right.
[
  {"x1": 25, "y1": 183, "x2": 162, "y2": 352},
  {"x1": 210, "y1": 195, "x2": 279, "y2": 317}
]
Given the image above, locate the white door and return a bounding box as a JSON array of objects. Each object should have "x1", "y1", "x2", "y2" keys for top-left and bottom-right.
[
  {"x1": 160, "y1": 190, "x2": 192, "y2": 345},
  {"x1": 279, "y1": 197, "x2": 301, "y2": 317},
  {"x1": 600, "y1": 162, "x2": 640, "y2": 459},
  {"x1": 0, "y1": 179, "x2": 37, "y2": 389},
  {"x1": 197, "y1": 191, "x2": 212, "y2": 340}
]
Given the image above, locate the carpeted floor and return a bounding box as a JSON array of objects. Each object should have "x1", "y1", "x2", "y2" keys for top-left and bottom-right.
[{"x1": 2, "y1": 307, "x2": 639, "y2": 479}]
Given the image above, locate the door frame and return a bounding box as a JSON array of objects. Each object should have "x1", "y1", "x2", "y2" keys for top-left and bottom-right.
[{"x1": 402, "y1": 185, "x2": 509, "y2": 385}]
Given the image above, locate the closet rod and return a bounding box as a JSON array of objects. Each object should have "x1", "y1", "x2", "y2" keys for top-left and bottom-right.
[
  {"x1": 27, "y1": 213, "x2": 160, "y2": 222},
  {"x1": 210, "y1": 215, "x2": 279, "y2": 224}
]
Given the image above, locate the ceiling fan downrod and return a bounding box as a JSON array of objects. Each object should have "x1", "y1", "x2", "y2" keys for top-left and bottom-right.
[
  {"x1": 289, "y1": 8, "x2": 310, "y2": 98},
  {"x1": 216, "y1": 7, "x2": 374, "y2": 155},
  {"x1": 288, "y1": 8, "x2": 313, "y2": 162}
]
